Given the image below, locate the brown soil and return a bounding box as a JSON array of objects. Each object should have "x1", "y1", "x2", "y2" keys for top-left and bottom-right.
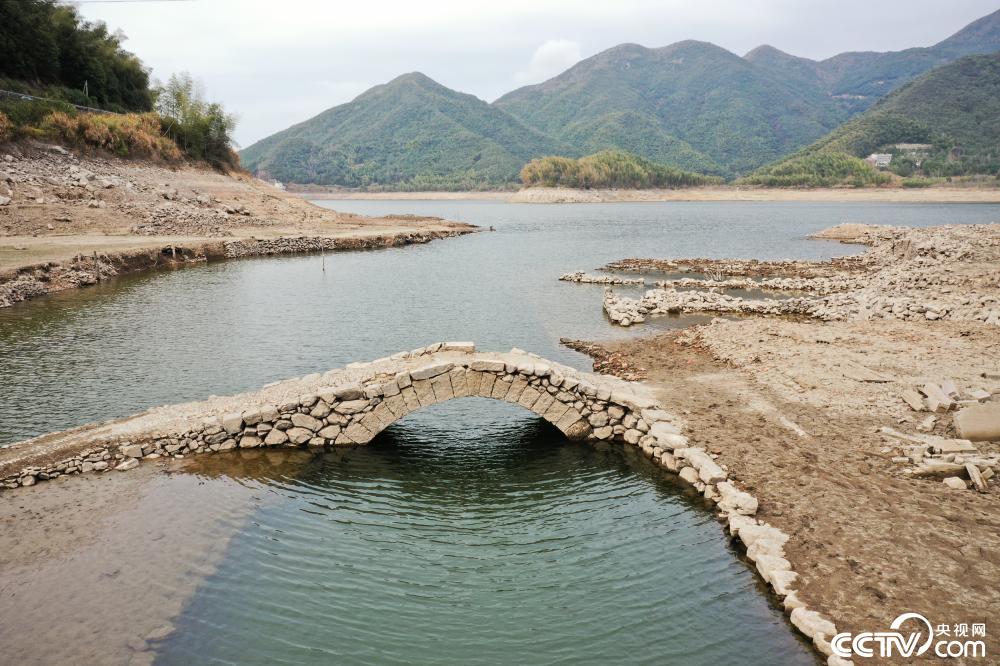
[
  {"x1": 0, "y1": 142, "x2": 476, "y2": 306},
  {"x1": 576, "y1": 319, "x2": 1000, "y2": 662}
]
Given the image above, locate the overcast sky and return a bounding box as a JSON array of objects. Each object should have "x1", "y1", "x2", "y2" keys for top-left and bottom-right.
[{"x1": 76, "y1": 0, "x2": 998, "y2": 148}]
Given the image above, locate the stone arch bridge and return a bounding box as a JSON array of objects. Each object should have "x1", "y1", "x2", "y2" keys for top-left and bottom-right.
[
  {"x1": 2, "y1": 342, "x2": 693, "y2": 483},
  {"x1": 1, "y1": 342, "x2": 847, "y2": 662},
  {"x1": 177, "y1": 342, "x2": 684, "y2": 451}
]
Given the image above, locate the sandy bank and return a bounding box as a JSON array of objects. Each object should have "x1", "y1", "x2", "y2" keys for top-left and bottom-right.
[
  {"x1": 293, "y1": 186, "x2": 1000, "y2": 204},
  {"x1": 0, "y1": 142, "x2": 476, "y2": 306}
]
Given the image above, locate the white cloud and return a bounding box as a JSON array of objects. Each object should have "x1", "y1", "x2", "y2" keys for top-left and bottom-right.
[{"x1": 513, "y1": 39, "x2": 583, "y2": 86}]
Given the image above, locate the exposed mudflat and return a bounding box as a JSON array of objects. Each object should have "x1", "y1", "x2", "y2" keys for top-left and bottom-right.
[
  {"x1": 0, "y1": 451, "x2": 315, "y2": 666},
  {"x1": 571, "y1": 222, "x2": 1000, "y2": 660}
]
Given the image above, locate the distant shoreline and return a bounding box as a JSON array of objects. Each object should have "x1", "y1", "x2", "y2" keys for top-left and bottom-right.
[{"x1": 296, "y1": 186, "x2": 1000, "y2": 204}]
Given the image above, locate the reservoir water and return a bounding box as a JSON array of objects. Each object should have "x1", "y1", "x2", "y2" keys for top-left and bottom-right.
[{"x1": 2, "y1": 200, "x2": 998, "y2": 664}]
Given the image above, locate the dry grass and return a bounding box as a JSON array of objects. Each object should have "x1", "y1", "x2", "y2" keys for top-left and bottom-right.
[
  {"x1": 0, "y1": 112, "x2": 12, "y2": 143},
  {"x1": 40, "y1": 111, "x2": 183, "y2": 162}
]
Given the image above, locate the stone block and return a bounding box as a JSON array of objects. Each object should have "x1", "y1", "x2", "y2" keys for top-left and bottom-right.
[
  {"x1": 383, "y1": 394, "x2": 409, "y2": 418},
  {"x1": 679, "y1": 466, "x2": 699, "y2": 484},
  {"x1": 372, "y1": 402, "x2": 396, "y2": 428},
  {"x1": 530, "y1": 391, "x2": 555, "y2": 416},
  {"x1": 449, "y1": 367, "x2": 470, "y2": 397},
  {"x1": 543, "y1": 400, "x2": 570, "y2": 424},
  {"x1": 291, "y1": 413, "x2": 323, "y2": 432},
  {"x1": 334, "y1": 399, "x2": 370, "y2": 415},
  {"x1": 411, "y1": 362, "x2": 454, "y2": 381},
  {"x1": 286, "y1": 428, "x2": 313, "y2": 445},
  {"x1": 588, "y1": 411, "x2": 609, "y2": 427},
  {"x1": 470, "y1": 360, "x2": 505, "y2": 373},
  {"x1": 491, "y1": 377, "x2": 512, "y2": 399},
  {"x1": 330, "y1": 384, "x2": 365, "y2": 401},
  {"x1": 556, "y1": 408, "x2": 584, "y2": 433},
  {"x1": 593, "y1": 426, "x2": 613, "y2": 440},
  {"x1": 413, "y1": 379, "x2": 436, "y2": 406},
  {"x1": 505, "y1": 377, "x2": 528, "y2": 403},
  {"x1": 239, "y1": 435, "x2": 262, "y2": 449},
  {"x1": 360, "y1": 412, "x2": 384, "y2": 436},
  {"x1": 716, "y1": 481, "x2": 758, "y2": 515},
  {"x1": 431, "y1": 374, "x2": 455, "y2": 401},
  {"x1": 120, "y1": 444, "x2": 144, "y2": 458},
  {"x1": 221, "y1": 412, "x2": 243, "y2": 434},
  {"x1": 562, "y1": 419, "x2": 592, "y2": 441},
  {"x1": 943, "y1": 476, "x2": 968, "y2": 490},
  {"x1": 401, "y1": 387, "x2": 421, "y2": 412},
  {"x1": 477, "y1": 373, "x2": 497, "y2": 397},
  {"x1": 442, "y1": 341, "x2": 475, "y2": 353},
  {"x1": 954, "y1": 403, "x2": 1000, "y2": 441},
  {"x1": 345, "y1": 422, "x2": 374, "y2": 444},
  {"x1": 517, "y1": 386, "x2": 542, "y2": 410},
  {"x1": 318, "y1": 425, "x2": 341, "y2": 440},
  {"x1": 264, "y1": 429, "x2": 289, "y2": 446}
]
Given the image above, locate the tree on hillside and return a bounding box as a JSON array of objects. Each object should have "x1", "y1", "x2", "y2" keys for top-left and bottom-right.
[
  {"x1": 155, "y1": 73, "x2": 238, "y2": 169},
  {"x1": 0, "y1": 0, "x2": 152, "y2": 111}
]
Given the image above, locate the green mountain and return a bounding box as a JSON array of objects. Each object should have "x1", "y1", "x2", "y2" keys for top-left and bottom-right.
[
  {"x1": 240, "y1": 72, "x2": 569, "y2": 190},
  {"x1": 495, "y1": 40, "x2": 848, "y2": 177},
  {"x1": 746, "y1": 9, "x2": 1000, "y2": 107},
  {"x1": 558, "y1": 111, "x2": 723, "y2": 175},
  {"x1": 746, "y1": 54, "x2": 1000, "y2": 185},
  {"x1": 243, "y1": 10, "x2": 1000, "y2": 189}
]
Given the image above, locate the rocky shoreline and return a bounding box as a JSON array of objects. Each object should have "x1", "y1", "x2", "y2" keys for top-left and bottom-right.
[
  {"x1": 0, "y1": 142, "x2": 477, "y2": 307},
  {"x1": 0, "y1": 227, "x2": 472, "y2": 308},
  {"x1": 601, "y1": 224, "x2": 1000, "y2": 327},
  {"x1": 564, "y1": 221, "x2": 1000, "y2": 661}
]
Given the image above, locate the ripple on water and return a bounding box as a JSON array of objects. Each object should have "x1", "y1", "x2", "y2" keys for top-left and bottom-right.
[{"x1": 154, "y1": 400, "x2": 817, "y2": 666}]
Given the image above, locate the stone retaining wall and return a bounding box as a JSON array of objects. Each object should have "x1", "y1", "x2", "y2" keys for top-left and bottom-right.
[
  {"x1": 0, "y1": 342, "x2": 850, "y2": 665},
  {"x1": 0, "y1": 228, "x2": 472, "y2": 308}
]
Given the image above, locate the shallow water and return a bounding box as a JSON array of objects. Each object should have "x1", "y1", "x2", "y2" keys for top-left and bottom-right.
[
  {"x1": 156, "y1": 405, "x2": 817, "y2": 665},
  {"x1": 2, "y1": 200, "x2": 998, "y2": 664}
]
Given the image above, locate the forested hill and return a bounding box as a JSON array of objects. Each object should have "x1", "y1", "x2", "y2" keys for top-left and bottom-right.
[
  {"x1": 243, "y1": 9, "x2": 1000, "y2": 190},
  {"x1": 0, "y1": 0, "x2": 152, "y2": 111},
  {"x1": 746, "y1": 54, "x2": 1000, "y2": 185},
  {"x1": 240, "y1": 73, "x2": 568, "y2": 190},
  {"x1": 745, "y1": 9, "x2": 1000, "y2": 109},
  {"x1": 494, "y1": 40, "x2": 846, "y2": 178}
]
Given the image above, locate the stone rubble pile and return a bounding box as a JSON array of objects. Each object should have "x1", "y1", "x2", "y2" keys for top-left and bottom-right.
[
  {"x1": 0, "y1": 143, "x2": 278, "y2": 237},
  {"x1": 884, "y1": 381, "x2": 999, "y2": 491},
  {"x1": 653, "y1": 275, "x2": 855, "y2": 295},
  {"x1": 559, "y1": 271, "x2": 644, "y2": 285},
  {"x1": 601, "y1": 224, "x2": 1000, "y2": 328},
  {"x1": 0, "y1": 341, "x2": 848, "y2": 664}
]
